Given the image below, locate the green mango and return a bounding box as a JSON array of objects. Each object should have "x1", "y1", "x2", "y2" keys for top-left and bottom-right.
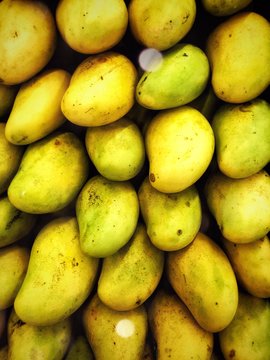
[
  {"x1": 8, "y1": 131, "x2": 89, "y2": 214},
  {"x1": 85, "y1": 117, "x2": 145, "y2": 181},
  {"x1": 97, "y1": 223, "x2": 164, "y2": 311},
  {"x1": 219, "y1": 292, "x2": 270, "y2": 360},
  {"x1": 14, "y1": 217, "x2": 99, "y2": 326},
  {"x1": 7, "y1": 309, "x2": 71, "y2": 360},
  {"x1": 76, "y1": 175, "x2": 139, "y2": 258},
  {"x1": 83, "y1": 293, "x2": 148, "y2": 360},
  {"x1": 136, "y1": 43, "x2": 210, "y2": 110},
  {"x1": 0, "y1": 245, "x2": 29, "y2": 310},
  {"x1": 211, "y1": 98, "x2": 270, "y2": 179},
  {"x1": 0, "y1": 196, "x2": 36, "y2": 248},
  {"x1": 205, "y1": 170, "x2": 270, "y2": 244},
  {"x1": 138, "y1": 176, "x2": 202, "y2": 251},
  {"x1": 65, "y1": 335, "x2": 94, "y2": 360}
]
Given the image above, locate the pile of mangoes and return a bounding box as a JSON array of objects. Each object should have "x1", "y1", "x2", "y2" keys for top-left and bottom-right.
[{"x1": 0, "y1": 0, "x2": 269, "y2": 359}]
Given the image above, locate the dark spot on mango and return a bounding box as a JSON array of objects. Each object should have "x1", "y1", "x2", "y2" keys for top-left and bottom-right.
[
  {"x1": 54, "y1": 139, "x2": 61, "y2": 145},
  {"x1": 149, "y1": 173, "x2": 155, "y2": 182},
  {"x1": 229, "y1": 349, "x2": 236, "y2": 358},
  {"x1": 177, "y1": 229, "x2": 182, "y2": 235},
  {"x1": 136, "y1": 299, "x2": 141, "y2": 305},
  {"x1": 183, "y1": 53, "x2": 188, "y2": 57},
  {"x1": 5, "y1": 210, "x2": 21, "y2": 230},
  {"x1": 185, "y1": 201, "x2": 190, "y2": 207}
]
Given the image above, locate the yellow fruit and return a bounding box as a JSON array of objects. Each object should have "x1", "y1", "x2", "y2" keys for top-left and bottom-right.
[{"x1": 202, "y1": 0, "x2": 252, "y2": 16}]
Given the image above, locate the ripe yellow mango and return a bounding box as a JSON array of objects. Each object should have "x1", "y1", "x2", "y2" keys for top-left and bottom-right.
[
  {"x1": 61, "y1": 52, "x2": 138, "y2": 127},
  {"x1": 167, "y1": 232, "x2": 238, "y2": 333},
  {"x1": 0, "y1": 0, "x2": 56, "y2": 85},
  {"x1": 202, "y1": 0, "x2": 252, "y2": 16},
  {"x1": 206, "y1": 12, "x2": 270, "y2": 103},
  {"x1": 128, "y1": 0, "x2": 196, "y2": 51},
  {"x1": 5, "y1": 69, "x2": 71, "y2": 145},
  {"x1": 56, "y1": 0, "x2": 128, "y2": 54},
  {"x1": 145, "y1": 106, "x2": 215, "y2": 193},
  {"x1": 14, "y1": 217, "x2": 99, "y2": 326}
]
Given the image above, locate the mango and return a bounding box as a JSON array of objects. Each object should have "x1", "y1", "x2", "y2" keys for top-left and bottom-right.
[
  {"x1": 219, "y1": 292, "x2": 270, "y2": 360},
  {"x1": 0, "y1": 123, "x2": 24, "y2": 195},
  {"x1": 206, "y1": 12, "x2": 270, "y2": 103},
  {"x1": 148, "y1": 289, "x2": 214, "y2": 359},
  {"x1": 145, "y1": 106, "x2": 215, "y2": 193},
  {"x1": 65, "y1": 335, "x2": 94, "y2": 360},
  {"x1": 128, "y1": 0, "x2": 196, "y2": 51},
  {"x1": 76, "y1": 175, "x2": 139, "y2": 258},
  {"x1": 211, "y1": 98, "x2": 270, "y2": 178},
  {"x1": 8, "y1": 131, "x2": 89, "y2": 214},
  {"x1": 0, "y1": 245, "x2": 29, "y2": 310},
  {"x1": 167, "y1": 232, "x2": 238, "y2": 333},
  {"x1": 14, "y1": 217, "x2": 99, "y2": 326},
  {"x1": 5, "y1": 69, "x2": 71, "y2": 145},
  {"x1": 97, "y1": 223, "x2": 164, "y2": 311},
  {"x1": 204, "y1": 170, "x2": 270, "y2": 243},
  {"x1": 61, "y1": 52, "x2": 138, "y2": 127},
  {"x1": 222, "y1": 235, "x2": 270, "y2": 298},
  {"x1": 85, "y1": 117, "x2": 145, "y2": 181},
  {"x1": 0, "y1": 196, "x2": 36, "y2": 248},
  {"x1": 0, "y1": 0, "x2": 56, "y2": 85},
  {"x1": 0, "y1": 84, "x2": 17, "y2": 118},
  {"x1": 83, "y1": 293, "x2": 148, "y2": 360},
  {"x1": 56, "y1": 0, "x2": 128, "y2": 54},
  {"x1": 7, "y1": 309, "x2": 71, "y2": 360},
  {"x1": 138, "y1": 176, "x2": 202, "y2": 251},
  {"x1": 202, "y1": 0, "x2": 252, "y2": 16},
  {"x1": 136, "y1": 43, "x2": 210, "y2": 110}
]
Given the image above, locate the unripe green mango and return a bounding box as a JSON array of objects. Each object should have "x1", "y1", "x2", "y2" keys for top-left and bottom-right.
[
  {"x1": 0, "y1": 196, "x2": 36, "y2": 248},
  {"x1": 8, "y1": 131, "x2": 89, "y2": 214},
  {"x1": 167, "y1": 232, "x2": 238, "y2": 333},
  {"x1": 65, "y1": 335, "x2": 94, "y2": 360},
  {"x1": 219, "y1": 292, "x2": 270, "y2": 360},
  {"x1": 211, "y1": 98, "x2": 270, "y2": 178},
  {"x1": 202, "y1": 0, "x2": 252, "y2": 16},
  {"x1": 97, "y1": 223, "x2": 164, "y2": 311},
  {"x1": 14, "y1": 217, "x2": 99, "y2": 326},
  {"x1": 76, "y1": 175, "x2": 139, "y2": 258},
  {"x1": 7, "y1": 309, "x2": 72, "y2": 360},
  {"x1": 148, "y1": 289, "x2": 214, "y2": 359},
  {"x1": 0, "y1": 245, "x2": 29, "y2": 310},
  {"x1": 138, "y1": 177, "x2": 202, "y2": 251},
  {"x1": 205, "y1": 170, "x2": 270, "y2": 243},
  {"x1": 136, "y1": 43, "x2": 210, "y2": 110}
]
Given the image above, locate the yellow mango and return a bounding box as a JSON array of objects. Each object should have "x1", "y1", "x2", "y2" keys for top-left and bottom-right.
[
  {"x1": 128, "y1": 0, "x2": 196, "y2": 51},
  {"x1": 5, "y1": 69, "x2": 71, "y2": 145},
  {"x1": 0, "y1": 0, "x2": 56, "y2": 85},
  {"x1": 0, "y1": 84, "x2": 17, "y2": 118},
  {"x1": 56, "y1": 0, "x2": 128, "y2": 54},
  {"x1": 145, "y1": 106, "x2": 215, "y2": 193},
  {"x1": 202, "y1": 0, "x2": 252, "y2": 16},
  {"x1": 97, "y1": 223, "x2": 164, "y2": 311},
  {"x1": 222, "y1": 235, "x2": 270, "y2": 298},
  {"x1": 61, "y1": 52, "x2": 138, "y2": 127},
  {"x1": 219, "y1": 292, "x2": 270, "y2": 360},
  {"x1": 148, "y1": 289, "x2": 214, "y2": 359},
  {"x1": 167, "y1": 232, "x2": 238, "y2": 333},
  {"x1": 138, "y1": 176, "x2": 202, "y2": 251},
  {"x1": 14, "y1": 217, "x2": 99, "y2": 326},
  {"x1": 206, "y1": 12, "x2": 270, "y2": 103}
]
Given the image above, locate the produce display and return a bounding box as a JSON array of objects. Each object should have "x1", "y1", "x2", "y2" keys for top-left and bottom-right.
[{"x1": 0, "y1": 0, "x2": 269, "y2": 359}]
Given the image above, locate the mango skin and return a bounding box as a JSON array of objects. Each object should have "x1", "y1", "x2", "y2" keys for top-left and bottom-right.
[
  {"x1": 128, "y1": 0, "x2": 196, "y2": 51},
  {"x1": 8, "y1": 132, "x2": 89, "y2": 214},
  {"x1": 148, "y1": 289, "x2": 214, "y2": 360},
  {"x1": 136, "y1": 43, "x2": 210, "y2": 110},
  {"x1": 145, "y1": 106, "x2": 215, "y2": 193},
  {"x1": 167, "y1": 232, "x2": 238, "y2": 333},
  {"x1": 7, "y1": 309, "x2": 72, "y2": 360},
  {"x1": 202, "y1": 0, "x2": 252, "y2": 16},
  {"x1": 97, "y1": 223, "x2": 164, "y2": 311},
  {"x1": 61, "y1": 52, "x2": 138, "y2": 127},
  {"x1": 206, "y1": 12, "x2": 270, "y2": 103},
  {"x1": 5, "y1": 69, "x2": 71, "y2": 145},
  {"x1": 14, "y1": 217, "x2": 99, "y2": 326},
  {"x1": 204, "y1": 170, "x2": 270, "y2": 244},
  {"x1": 76, "y1": 175, "x2": 139, "y2": 258},
  {"x1": 222, "y1": 235, "x2": 270, "y2": 298},
  {"x1": 211, "y1": 99, "x2": 270, "y2": 178},
  {"x1": 138, "y1": 177, "x2": 202, "y2": 251},
  {"x1": 65, "y1": 335, "x2": 94, "y2": 360},
  {"x1": 85, "y1": 117, "x2": 145, "y2": 181},
  {"x1": 56, "y1": 0, "x2": 128, "y2": 54},
  {"x1": 83, "y1": 293, "x2": 148, "y2": 360},
  {"x1": 219, "y1": 292, "x2": 270, "y2": 360},
  {"x1": 0, "y1": 0, "x2": 56, "y2": 85}
]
